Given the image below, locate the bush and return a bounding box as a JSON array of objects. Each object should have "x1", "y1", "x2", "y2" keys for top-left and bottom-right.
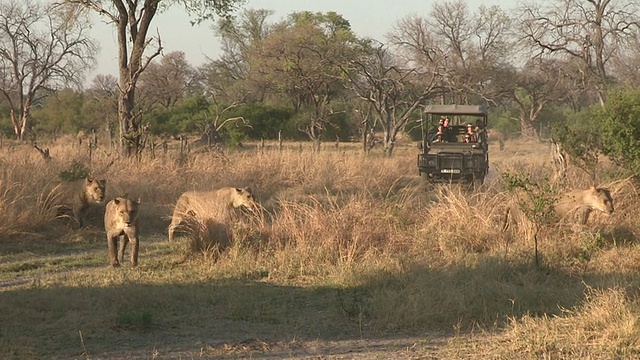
[
  {"x1": 600, "y1": 89, "x2": 640, "y2": 174},
  {"x1": 59, "y1": 162, "x2": 90, "y2": 182},
  {"x1": 551, "y1": 107, "x2": 603, "y2": 176}
]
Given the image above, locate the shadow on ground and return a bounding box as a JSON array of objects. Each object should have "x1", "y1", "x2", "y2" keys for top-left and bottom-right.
[{"x1": 2, "y1": 237, "x2": 636, "y2": 360}]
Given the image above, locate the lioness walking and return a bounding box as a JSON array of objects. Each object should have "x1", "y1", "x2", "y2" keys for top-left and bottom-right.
[
  {"x1": 503, "y1": 186, "x2": 614, "y2": 231},
  {"x1": 168, "y1": 187, "x2": 258, "y2": 242},
  {"x1": 555, "y1": 186, "x2": 614, "y2": 224},
  {"x1": 104, "y1": 196, "x2": 141, "y2": 267}
]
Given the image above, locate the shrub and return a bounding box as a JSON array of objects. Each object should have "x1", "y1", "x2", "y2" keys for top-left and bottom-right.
[
  {"x1": 600, "y1": 88, "x2": 640, "y2": 174},
  {"x1": 58, "y1": 161, "x2": 90, "y2": 182}
]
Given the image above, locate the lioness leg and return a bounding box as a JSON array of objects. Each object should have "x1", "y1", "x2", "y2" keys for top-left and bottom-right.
[
  {"x1": 168, "y1": 215, "x2": 182, "y2": 242},
  {"x1": 107, "y1": 234, "x2": 120, "y2": 267},
  {"x1": 168, "y1": 199, "x2": 189, "y2": 242},
  {"x1": 118, "y1": 235, "x2": 129, "y2": 265},
  {"x1": 128, "y1": 232, "x2": 139, "y2": 267},
  {"x1": 73, "y1": 203, "x2": 87, "y2": 229}
]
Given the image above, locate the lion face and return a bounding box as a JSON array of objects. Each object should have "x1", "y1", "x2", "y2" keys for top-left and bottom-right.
[
  {"x1": 587, "y1": 187, "x2": 614, "y2": 215},
  {"x1": 232, "y1": 187, "x2": 258, "y2": 212},
  {"x1": 84, "y1": 178, "x2": 106, "y2": 203},
  {"x1": 108, "y1": 197, "x2": 140, "y2": 229}
]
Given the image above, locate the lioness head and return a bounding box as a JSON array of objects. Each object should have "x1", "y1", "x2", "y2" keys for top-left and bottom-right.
[
  {"x1": 586, "y1": 187, "x2": 614, "y2": 215},
  {"x1": 109, "y1": 197, "x2": 140, "y2": 228},
  {"x1": 84, "y1": 178, "x2": 106, "y2": 203},
  {"x1": 232, "y1": 187, "x2": 258, "y2": 212}
]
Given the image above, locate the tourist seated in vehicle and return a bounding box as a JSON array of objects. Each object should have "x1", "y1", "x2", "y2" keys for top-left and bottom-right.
[
  {"x1": 475, "y1": 119, "x2": 487, "y2": 143},
  {"x1": 465, "y1": 123, "x2": 478, "y2": 143},
  {"x1": 433, "y1": 131, "x2": 445, "y2": 143}
]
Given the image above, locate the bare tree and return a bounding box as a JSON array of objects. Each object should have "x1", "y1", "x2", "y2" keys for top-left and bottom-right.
[
  {"x1": 0, "y1": 0, "x2": 96, "y2": 140},
  {"x1": 84, "y1": 74, "x2": 119, "y2": 145},
  {"x1": 342, "y1": 43, "x2": 439, "y2": 156},
  {"x1": 138, "y1": 51, "x2": 198, "y2": 109},
  {"x1": 511, "y1": 58, "x2": 572, "y2": 138},
  {"x1": 517, "y1": 0, "x2": 640, "y2": 107},
  {"x1": 62, "y1": 0, "x2": 242, "y2": 156},
  {"x1": 388, "y1": 1, "x2": 512, "y2": 105},
  {"x1": 610, "y1": 28, "x2": 640, "y2": 88}
]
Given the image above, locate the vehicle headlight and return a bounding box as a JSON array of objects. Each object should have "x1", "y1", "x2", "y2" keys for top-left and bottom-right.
[{"x1": 428, "y1": 160, "x2": 436, "y2": 166}]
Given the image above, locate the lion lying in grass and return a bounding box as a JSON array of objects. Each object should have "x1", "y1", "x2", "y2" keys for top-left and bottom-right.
[
  {"x1": 49, "y1": 177, "x2": 107, "y2": 228},
  {"x1": 168, "y1": 187, "x2": 258, "y2": 242}
]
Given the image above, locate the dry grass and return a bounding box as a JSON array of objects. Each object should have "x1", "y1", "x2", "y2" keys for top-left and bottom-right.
[{"x1": 1, "y1": 137, "x2": 640, "y2": 359}]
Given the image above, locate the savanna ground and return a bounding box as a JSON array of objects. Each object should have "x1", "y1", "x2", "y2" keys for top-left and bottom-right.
[{"x1": 0, "y1": 135, "x2": 639, "y2": 359}]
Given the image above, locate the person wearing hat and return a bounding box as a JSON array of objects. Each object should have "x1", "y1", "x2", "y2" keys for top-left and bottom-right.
[
  {"x1": 465, "y1": 123, "x2": 478, "y2": 143},
  {"x1": 434, "y1": 131, "x2": 445, "y2": 143},
  {"x1": 475, "y1": 118, "x2": 487, "y2": 144}
]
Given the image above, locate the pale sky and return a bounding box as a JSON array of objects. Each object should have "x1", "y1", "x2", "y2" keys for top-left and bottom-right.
[{"x1": 86, "y1": 0, "x2": 515, "y2": 84}]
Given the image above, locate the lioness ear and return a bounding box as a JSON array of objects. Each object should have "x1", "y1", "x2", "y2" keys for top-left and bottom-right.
[
  {"x1": 245, "y1": 187, "x2": 252, "y2": 193},
  {"x1": 114, "y1": 198, "x2": 120, "y2": 205},
  {"x1": 235, "y1": 188, "x2": 242, "y2": 193},
  {"x1": 86, "y1": 177, "x2": 94, "y2": 183}
]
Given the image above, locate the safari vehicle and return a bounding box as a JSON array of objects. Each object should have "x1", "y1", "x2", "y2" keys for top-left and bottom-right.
[{"x1": 417, "y1": 104, "x2": 489, "y2": 185}]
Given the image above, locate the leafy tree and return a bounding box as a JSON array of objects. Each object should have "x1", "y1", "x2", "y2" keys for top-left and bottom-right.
[
  {"x1": 30, "y1": 89, "x2": 86, "y2": 137},
  {"x1": 554, "y1": 88, "x2": 640, "y2": 178},
  {"x1": 146, "y1": 94, "x2": 211, "y2": 136},
  {"x1": 249, "y1": 11, "x2": 358, "y2": 150},
  {"x1": 205, "y1": 8, "x2": 276, "y2": 103},
  {"x1": 502, "y1": 171, "x2": 559, "y2": 266},
  {"x1": 224, "y1": 103, "x2": 295, "y2": 140}
]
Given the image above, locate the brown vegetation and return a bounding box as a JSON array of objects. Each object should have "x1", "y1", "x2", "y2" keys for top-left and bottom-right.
[{"x1": 0, "y1": 138, "x2": 639, "y2": 359}]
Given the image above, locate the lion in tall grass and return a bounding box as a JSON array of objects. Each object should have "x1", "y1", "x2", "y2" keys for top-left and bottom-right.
[
  {"x1": 49, "y1": 177, "x2": 107, "y2": 228},
  {"x1": 503, "y1": 186, "x2": 614, "y2": 231},
  {"x1": 555, "y1": 186, "x2": 614, "y2": 225},
  {"x1": 104, "y1": 196, "x2": 140, "y2": 267},
  {"x1": 168, "y1": 187, "x2": 258, "y2": 242}
]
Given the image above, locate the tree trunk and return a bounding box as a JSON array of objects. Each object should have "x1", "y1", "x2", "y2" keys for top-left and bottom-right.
[
  {"x1": 18, "y1": 112, "x2": 28, "y2": 141},
  {"x1": 117, "y1": 79, "x2": 139, "y2": 156},
  {"x1": 362, "y1": 118, "x2": 369, "y2": 154},
  {"x1": 518, "y1": 115, "x2": 538, "y2": 139},
  {"x1": 114, "y1": 0, "x2": 160, "y2": 157},
  {"x1": 10, "y1": 108, "x2": 29, "y2": 141}
]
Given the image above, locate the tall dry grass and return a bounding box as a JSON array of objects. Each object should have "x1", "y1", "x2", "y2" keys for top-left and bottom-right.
[{"x1": 1, "y1": 137, "x2": 640, "y2": 358}]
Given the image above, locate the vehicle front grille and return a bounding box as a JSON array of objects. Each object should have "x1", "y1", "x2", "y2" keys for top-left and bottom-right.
[{"x1": 438, "y1": 154, "x2": 463, "y2": 169}]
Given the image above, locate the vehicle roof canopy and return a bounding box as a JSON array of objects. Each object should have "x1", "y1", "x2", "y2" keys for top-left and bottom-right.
[{"x1": 423, "y1": 104, "x2": 487, "y2": 116}]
